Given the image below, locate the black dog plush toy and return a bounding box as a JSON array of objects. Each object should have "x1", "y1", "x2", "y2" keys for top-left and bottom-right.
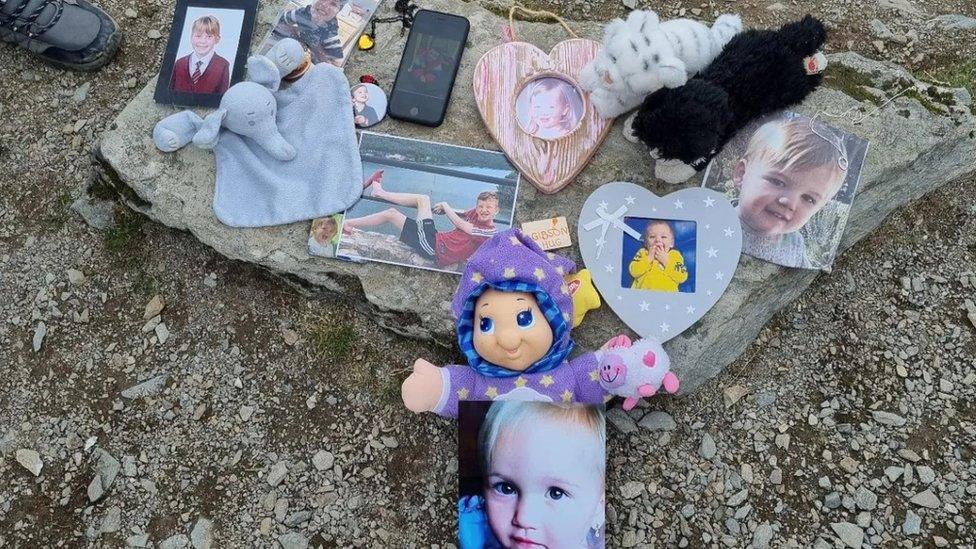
[{"x1": 624, "y1": 15, "x2": 828, "y2": 184}]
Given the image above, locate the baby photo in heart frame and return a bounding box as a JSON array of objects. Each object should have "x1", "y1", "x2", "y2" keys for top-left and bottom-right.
[
  {"x1": 621, "y1": 217, "x2": 697, "y2": 294},
  {"x1": 578, "y1": 182, "x2": 743, "y2": 341},
  {"x1": 514, "y1": 75, "x2": 586, "y2": 141},
  {"x1": 473, "y1": 38, "x2": 614, "y2": 194}
]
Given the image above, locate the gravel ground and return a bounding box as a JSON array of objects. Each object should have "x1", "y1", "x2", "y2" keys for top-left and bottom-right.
[{"x1": 1, "y1": 0, "x2": 974, "y2": 547}]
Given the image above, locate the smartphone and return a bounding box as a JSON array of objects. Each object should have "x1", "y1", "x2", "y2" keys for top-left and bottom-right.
[{"x1": 388, "y1": 10, "x2": 470, "y2": 127}]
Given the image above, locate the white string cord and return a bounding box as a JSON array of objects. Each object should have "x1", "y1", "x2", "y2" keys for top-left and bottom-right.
[{"x1": 808, "y1": 85, "x2": 912, "y2": 171}]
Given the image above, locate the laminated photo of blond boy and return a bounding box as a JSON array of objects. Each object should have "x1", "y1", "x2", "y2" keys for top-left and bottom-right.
[{"x1": 704, "y1": 112, "x2": 869, "y2": 271}]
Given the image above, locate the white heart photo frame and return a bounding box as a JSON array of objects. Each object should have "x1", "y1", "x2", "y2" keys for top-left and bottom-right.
[{"x1": 578, "y1": 182, "x2": 743, "y2": 341}]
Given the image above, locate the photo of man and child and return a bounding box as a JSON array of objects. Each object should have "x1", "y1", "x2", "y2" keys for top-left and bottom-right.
[
  {"x1": 458, "y1": 401, "x2": 606, "y2": 549},
  {"x1": 515, "y1": 77, "x2": 586, "y2": 141},
  {"x1": 328, "y1": 133, "x2": 519, "y2": 274},
  {"x1": 621, "y1": 218, "x2": 697, "y2": 294},
  {"x1": 167, "y1": 7, "x2": 245, "y2": 97},
  {"x1": 703, "y1": 110, "x2": 870, "y2": 271},
  {"x1": 259, "y1": 0, "x2": 379, "y2": 67}
]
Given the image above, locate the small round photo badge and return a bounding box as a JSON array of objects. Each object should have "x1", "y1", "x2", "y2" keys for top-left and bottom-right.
[{"x1": 351, "y1": 76, "x2": 387, "y2": 128}]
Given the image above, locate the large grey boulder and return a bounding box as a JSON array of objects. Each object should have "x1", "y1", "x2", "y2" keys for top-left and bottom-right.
[{"x1": 95, "y1": 0, "x2": 976, "y2": 393}]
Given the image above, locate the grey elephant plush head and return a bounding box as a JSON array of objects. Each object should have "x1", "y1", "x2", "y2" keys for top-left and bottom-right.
[
  {"x1": 191, "y1": 59, "x2": 295, "y2": 161},
  {"x1": 153, "y1": 39, "x2": 306, "y2": 161},
  {"x1": 190, "y1": 78, "x2": 296, "y2": 161},
  {"x1": 220, "y1": 81, "x2": 278, "y2": 135}
]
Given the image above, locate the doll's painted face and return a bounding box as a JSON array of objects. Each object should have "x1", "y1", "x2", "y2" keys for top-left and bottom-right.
[{"x1": 473, "y1": 289, "x2": 553, "y2": 372}]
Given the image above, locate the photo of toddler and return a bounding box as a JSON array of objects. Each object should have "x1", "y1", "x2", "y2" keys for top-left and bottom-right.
[
  {"x1": 628, "y1": 220, "x2": 688, "y2": 293},
  {"x1": 515, "y1": 77, "x2": 585, "y2": 140},
  {"x1": 350, "y1": 83, "x2": 386, "y2": 128},
  {"x1": 458, "y1": 401, "x2": 606, "y2": 549},
  {"x1": 170, "y1": 14, "x2": 231, "y2": 95},
  {"x1": 308, "y1": 214, "x2": 343, "y2": 257},
  {"x1": 703, "y1": 111, "x2": 870, "y2": 271},
  {"x1": 620, "y1": 218, "x2": 697, "y2": 293}
]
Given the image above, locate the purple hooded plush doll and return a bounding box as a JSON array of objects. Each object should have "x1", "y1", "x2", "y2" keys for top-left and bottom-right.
[{"x1": 401, "y1": 229, "x2": 615, "y2": 418}]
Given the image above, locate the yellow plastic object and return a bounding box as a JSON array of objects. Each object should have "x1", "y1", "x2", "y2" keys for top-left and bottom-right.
[
  {"x1": 565, "y1": 269, "x2": 600, "y2": 327},
  {"x1": 357, "y1": 33, "x2": 375, "y2": 51}
]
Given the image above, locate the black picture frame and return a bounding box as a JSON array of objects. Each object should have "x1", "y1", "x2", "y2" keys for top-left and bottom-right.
[{"x1": 153, "y1": 0, "x2": 258, "y2": 108}]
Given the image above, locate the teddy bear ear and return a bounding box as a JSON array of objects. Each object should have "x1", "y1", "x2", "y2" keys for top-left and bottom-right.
[{"x1": 192, "y1": 108, "x2": 227, "y2": 150}]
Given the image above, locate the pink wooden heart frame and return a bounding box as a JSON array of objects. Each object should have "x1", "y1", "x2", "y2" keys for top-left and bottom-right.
[{"x1": 473, "y1": 38, "x2": 615, "y2": 194}]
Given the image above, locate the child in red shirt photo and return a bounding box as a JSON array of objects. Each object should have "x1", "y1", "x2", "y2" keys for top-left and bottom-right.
[
  {"x1": 343, "y1": 170, "x2": 499, "y2": 268},
  {"x1": 170, "y1": 15, "x2": 230, "y2": 95}
]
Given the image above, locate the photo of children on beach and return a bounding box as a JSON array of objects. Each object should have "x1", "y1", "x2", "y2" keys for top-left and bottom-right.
[
  {"x1": 621, "y1": 217, "x2": 697, "y2": 294},
  {"x1": 258, "y1": 0, "x2": 380, "y2": 67},
  {"x1": 333, "y1": 132, "x2": 519, "y2": 274},
  {"x1": 702, "y1": 111, "x2": 870, "y2": 272},
  {"x1": 457, "y1": 401, "x2": 606, "y2": 549},
  {"x1": 154, "y1": 0, "x2": 256, "y2": 107},
  {"x1": 515, "y1": 77, "x2": 585, "y2": 141}
]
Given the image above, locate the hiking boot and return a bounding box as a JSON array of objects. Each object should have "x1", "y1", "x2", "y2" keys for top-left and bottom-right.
[{"x1": 0, "y1": 0, "x2": 121, "y2": 71}]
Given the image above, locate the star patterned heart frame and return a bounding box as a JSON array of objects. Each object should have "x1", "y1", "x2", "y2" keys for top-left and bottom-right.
[{"x1": 578, "y1": 182, "x2": 743, "y2": 341}]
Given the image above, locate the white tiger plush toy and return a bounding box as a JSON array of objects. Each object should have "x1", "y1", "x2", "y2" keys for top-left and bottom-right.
[{"x1": 580, "y1": 10, "x2": 743, "y2": 118}]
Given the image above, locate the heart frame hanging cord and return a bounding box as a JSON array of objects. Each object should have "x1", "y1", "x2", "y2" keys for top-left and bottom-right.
[{"x1": 505, "y1": 3, "x2": 579, "y2": 42}]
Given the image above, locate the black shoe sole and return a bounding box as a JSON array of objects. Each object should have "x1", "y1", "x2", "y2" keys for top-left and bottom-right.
[{"x1": 44, "y1": 25, "x2": 122, "y2": 71}]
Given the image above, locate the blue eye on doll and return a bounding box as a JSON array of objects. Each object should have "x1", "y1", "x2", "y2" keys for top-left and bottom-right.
[
  {"x1": 479, "y1": 317, "x2": 494, "y2": 334},
  {"x1": 516, "y1": 309, "x2": 535, "y2": 329}
]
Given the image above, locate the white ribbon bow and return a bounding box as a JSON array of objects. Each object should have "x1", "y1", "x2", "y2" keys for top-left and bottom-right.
[{"x1": 582, "y1": 205, "x2": 643, "y2": 259}]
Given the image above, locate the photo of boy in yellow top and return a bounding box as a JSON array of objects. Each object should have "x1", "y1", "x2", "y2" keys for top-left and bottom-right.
[{"x1": 629, "y1": 220, "x2": 688, "y2": 292}]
